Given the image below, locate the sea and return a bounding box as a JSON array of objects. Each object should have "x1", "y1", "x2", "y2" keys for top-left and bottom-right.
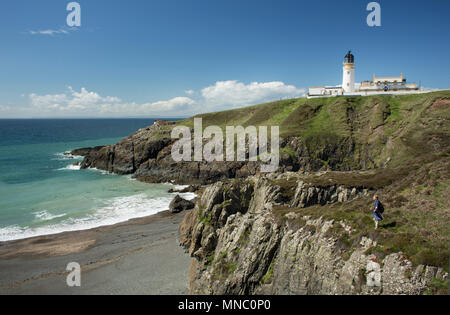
[{"x1": 0, "y1": 119, "x2": 193, "y2": 242}]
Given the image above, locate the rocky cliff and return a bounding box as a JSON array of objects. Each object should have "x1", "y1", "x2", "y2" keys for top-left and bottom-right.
[
  {"x1": 76, "y1": 121, "x2": 261, "y2": 184},
  {"x1": 179, "y1": 173, "x2": 448, "y2": 295}
]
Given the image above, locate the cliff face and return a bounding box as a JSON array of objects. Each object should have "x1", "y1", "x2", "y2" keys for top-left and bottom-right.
[
  {"x1": 77, "y1": 132, "x2": 360, "y2": 185},
  {"x1": 179, "y1": 174, "x2": 448, "y2": 295}
]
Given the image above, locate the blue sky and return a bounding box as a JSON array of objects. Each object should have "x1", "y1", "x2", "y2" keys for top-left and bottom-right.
[{"x1": 0, "y1": 0, "x2": 449, "y2": 118}]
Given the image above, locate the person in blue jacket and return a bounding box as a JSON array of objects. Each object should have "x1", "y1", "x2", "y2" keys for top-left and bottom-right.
[{"x1": 372, "y1": 195, "x2": 384, "y2": 229}]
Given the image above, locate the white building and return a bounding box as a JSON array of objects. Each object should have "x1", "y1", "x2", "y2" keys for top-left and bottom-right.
[{"x1": 308, "y1": 51, "x2": 420, "y2": 98}]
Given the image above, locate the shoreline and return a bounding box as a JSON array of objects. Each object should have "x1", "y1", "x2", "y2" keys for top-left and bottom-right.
[{"x1": 0, "y1": 210, "x2": 192, "y2": 295}]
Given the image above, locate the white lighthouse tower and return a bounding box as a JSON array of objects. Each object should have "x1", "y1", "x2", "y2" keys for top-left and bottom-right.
[{"x1": 342, "y1": 50, "x2": 355, "y2": 93}]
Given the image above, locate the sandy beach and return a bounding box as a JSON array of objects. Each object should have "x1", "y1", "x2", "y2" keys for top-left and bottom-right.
[{"x1": 0, "y1": 211, "x2": 191, "y2": 295}]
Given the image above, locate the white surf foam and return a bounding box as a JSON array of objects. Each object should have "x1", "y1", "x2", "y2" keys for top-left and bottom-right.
[
  {"x1": 58, "y1": 164, "x2": 81, "y2": 171},
  {"x1": 33, "y1": 210, "x2": 67, "y2": 221},
  {"x1": 87, "y1": 167, "x2": 113, "y2": 175},
  {"x1": 0, "y1": 193, "x2": 175, "y2": 242},
  {"x1": 174, "y1": 192, "x2": 197, "y2": 201},
  {"x1": 173, "y1": 184, "x2": 189, "y2": 190},
  {"x1": 53, "y1": 152, "x2": 84, "y2": 161}
]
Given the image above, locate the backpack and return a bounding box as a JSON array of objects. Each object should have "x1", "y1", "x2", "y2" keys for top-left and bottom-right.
[{"x1": 378, "y1": 202, "x2": 385, "y2": 214}]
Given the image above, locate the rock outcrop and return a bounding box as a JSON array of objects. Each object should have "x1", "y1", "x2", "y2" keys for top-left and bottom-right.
[
  {"x1": 179, "y1": 174, "x2": 448, "y2": 295},
  {"x1": 169, "y1": 195, "x2": 195, "y2": 213},
  {"x1": 78, "y1": 122, "x2": 174, "y2": 175},
  {"x1": 71, "y1": 146, "x2": 104, "y2": 157}
]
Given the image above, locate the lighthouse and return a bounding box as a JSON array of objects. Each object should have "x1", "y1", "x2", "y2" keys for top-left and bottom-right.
[
  {"x1": 307, "y1": 50, "x2": 419, "y2": 98},
  {"x1": 342, "y1": 50, "x2": 355, "y2": 93}
]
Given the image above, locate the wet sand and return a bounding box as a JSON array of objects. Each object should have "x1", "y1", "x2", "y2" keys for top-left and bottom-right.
[{"x1": 0, "y1": 211, "x2": 191, "y2": 295}]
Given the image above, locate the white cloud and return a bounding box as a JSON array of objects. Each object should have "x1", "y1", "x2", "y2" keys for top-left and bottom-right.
[
  {"x1": 24, "y1": 87, "x2": 196, "y2": 117},
  {"x1": 2, "y1": 80, "x2": 305, "y2": 118},
  {"x1": 28, "y1": 27, "x2": 78, "y2": 36},
  {"x1": 0, "y1": 105, "x2": 12, "y2": 111},
  {"x1": 140, "y1": 97, "x2": 196, "y2": 112},
  {"x1": 29, "y1": 87, "x2": 121, "y2": 112},
  {"x1": 201, "y1": 80, "x2": 305, "y2": 109},
  {"x1": 29, "y1": 93, "x2": 69, "y2": 109}
]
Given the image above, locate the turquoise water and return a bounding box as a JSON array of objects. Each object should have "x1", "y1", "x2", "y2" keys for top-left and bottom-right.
[{"x1": 0, "y1": 119, "x2": 192, "y2": 241}]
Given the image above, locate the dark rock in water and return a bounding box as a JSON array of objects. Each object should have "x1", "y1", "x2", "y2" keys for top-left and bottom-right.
[
  {"x1": 169, "y1": 195, "x2": 195, "y2": 213},
  {"x1": 73, "y1": 161, "x2": 80, "y2": 166}
]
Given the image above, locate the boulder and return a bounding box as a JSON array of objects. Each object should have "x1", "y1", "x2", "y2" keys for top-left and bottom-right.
[{"x1": 169, "y1": 195, "x2": 195, "y2": 213}]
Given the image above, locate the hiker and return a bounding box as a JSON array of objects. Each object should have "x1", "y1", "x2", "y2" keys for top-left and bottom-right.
[{"x1": 372, "y1": 195, "x2": 384, "y2": 229}]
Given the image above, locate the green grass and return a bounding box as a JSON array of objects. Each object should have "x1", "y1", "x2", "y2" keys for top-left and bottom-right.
[
  {"x1": 177, "y1": 98, "x2": 305, "y2": 131},
  {"x1": 298, "y1": 98, "x2": 354, "y2": 138},
  {"x1": 424, "y1": 278, "x2": 449, "y2": 295},
  {"x1": 174, "y1": 91, "x2": 449, "y2": 136},
  {"x1": 261, "y1": 259, "x2": 276, "y2": 284},
  {"x1": 197, "y1": 201, "x2": 212, "y2": 226},
  {"x1": 211, "y1": 251, "x2": 239, "y2": 280},
  {"x1": 205, "y1": 252, "x2": 215, "y2": 266}
]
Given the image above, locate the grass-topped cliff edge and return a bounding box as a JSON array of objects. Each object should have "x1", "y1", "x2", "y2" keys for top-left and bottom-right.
[{"x1": 179, "y1": 90, "x2": 450, "y2": 171}]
